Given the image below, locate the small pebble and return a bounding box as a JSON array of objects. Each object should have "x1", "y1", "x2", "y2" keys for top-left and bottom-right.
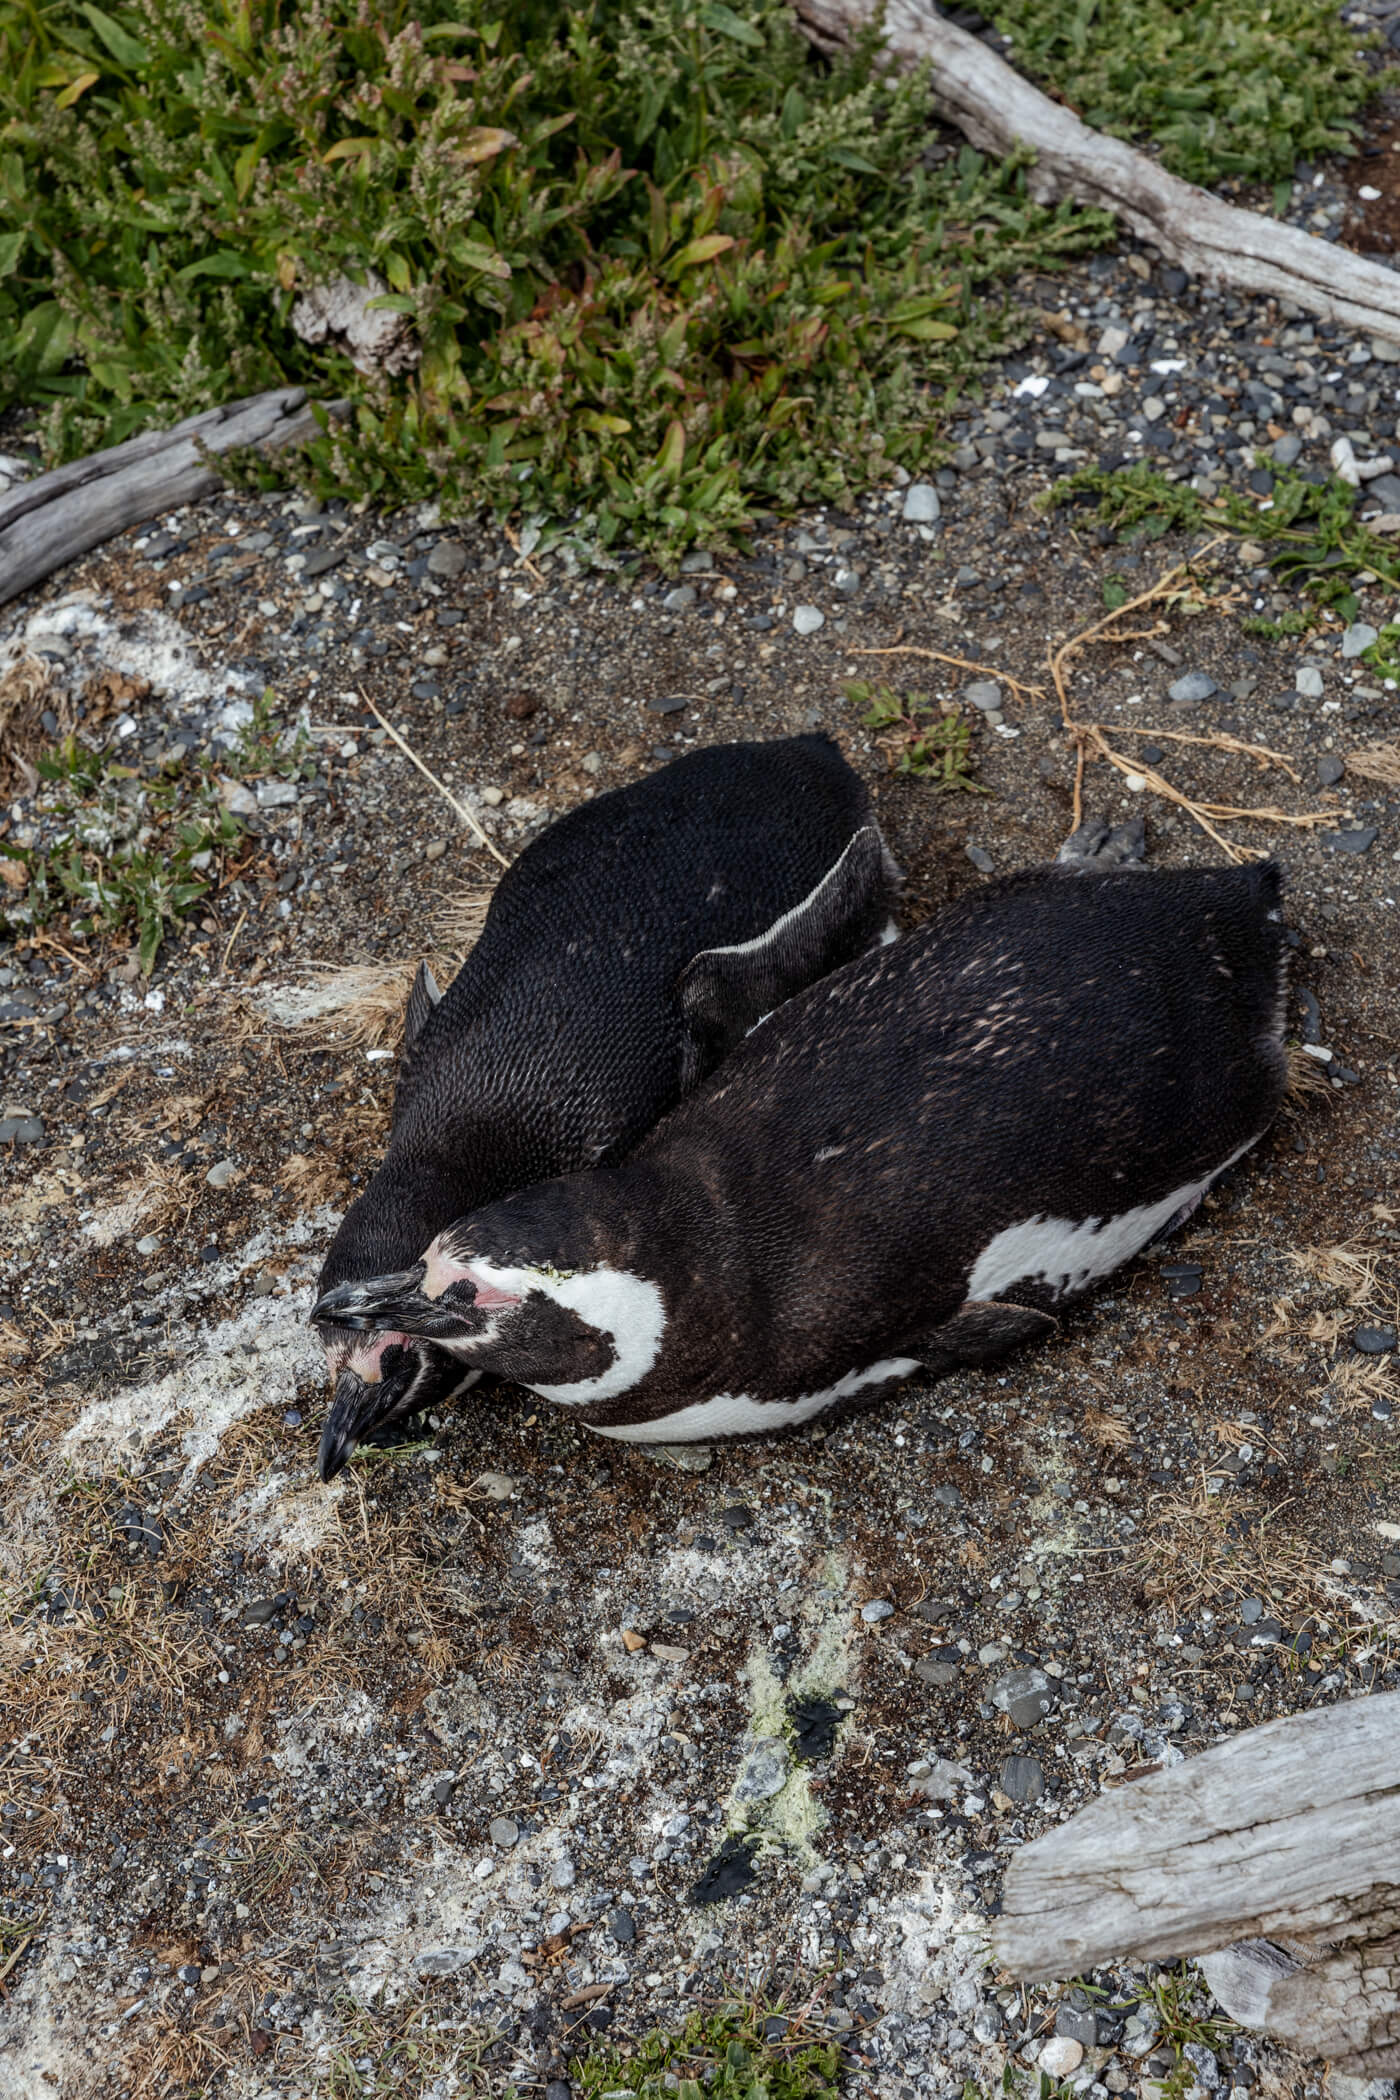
[
  {"x1": 1000, "y1": 1754, "x2": 1044, "y2": 1803},
  {"x1": 489, "y1": 1817, "x2": 519, "y2": 1848},
  {"x1": 1341, "y1": 622, "x2": 1379, "y2": 659},
  {"x1": 1295, "y1": 664, "x2": 1324, "y2": 698},
  {"x1": 965, "y1": 679, "x2": 1002, "y2": 712},
  {"x1": 965, "y1": 844, "x2": 996, "y2": 874},
  {"x1": 1040, "y1": 2037, "x2": 1085, "y2": 2076},
  {"x1": 205, "y1": 1159, "x2": 237, "y2": 1190},
  {"x1": 427, "y1": 541, "x2": 468, "y2": 578},
  {"x1": 861, "y1": 1599, "x2": 895, "y2": 1623},
  {"x1": 1316, "y1": 754, "x2": 1345, "y2": 787},
  {"x1": 902, "y1": 483, "x2": 942, "y2": 524},
  {"x1": 1354, "y1": 1324, "x2": 1398, "y2": 1355},
  {"x1": 1168, "y1": 671, "x2": 1216, "y2": 703},
  {"x1": 793, "y1": 604, "x2": 825, "y2": 635},
  {"x1": 1323, "y1": 827, "x2": 1378, "y2": 855}
]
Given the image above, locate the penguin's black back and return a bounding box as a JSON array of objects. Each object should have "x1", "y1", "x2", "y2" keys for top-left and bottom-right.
[
  {"x1": 319, "y1": 735, "x2": 881, "y2": 1293},
  {"x1": 563, "y1": 859, "x2": 1290, "y2": 1403}
]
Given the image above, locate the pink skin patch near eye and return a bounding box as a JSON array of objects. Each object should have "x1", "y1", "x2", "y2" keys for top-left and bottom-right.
[
  {"x1": 326, "y1": 1331, "x2": 412, "y2": 1385},
  {"x1": 422, "y1": 1241, "x2": 522, "y2": 1309}
]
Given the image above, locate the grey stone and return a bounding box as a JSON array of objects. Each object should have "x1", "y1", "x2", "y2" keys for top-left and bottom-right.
[
  {"x1": 792, "y1": 604, "x2": 825, "y2": 635},
  {"x1": 1271, "y1": 434, "x2": 1303, "y2": 466},
  {"x1": 489, "y1": 1816, "x2": 519, "y2": 1848},
  {"x1": 662, "y1": 585, "x2": 697, "y2": 612},
  {"x1": 433, "y1": 1777, "x2": 456, "y2": 1807},
  {"x1": 1354, "y1": 1323, "x2": 1398, "y2": 1354},
  {"x1": 681, "y1": 549, "x2": 714, "y2": 572},
  {"x1": 1295, "y1": 664, "x2": 1324, "y2": 698},
  {"x1": 990, "y1": 1665, "x2": 1055, "y2": 1729},
  {"x1": 1001, "y1": 1754, "x2": 1045, "y2": 1803},
  {"x1": 1323, "y1": 827, "x2": 1378, "y2": 854},
  {"x1": 301, "y1": 545, "x2": 345, "y2": 579},
  {"x1": 861, "y1": 1599, "x2": 895, "y2": 1623},
  {"x1": 608, "y1": 1908, "x2": 636, "y2": 1943},
  {"x1": 1317, "y1": 754, "x2": 1345, "y2": 787},
  {"x1": 964, "y1": 679, "x2": 1003, "y2": 712},
  {"x1": 1055, "y1": 2004, "x2": 1099, "y2": 2046},
  {"x1": 915, "y1": 1659, "x2": 959, "y2": 1687},
  {"x1": 205, "y1": 1159, "x2": 237, "y2": 1190},
  {"x1": 1240, "y1": 1596, "x2": 1264, "y2": 1625},
  {"x1": 1168, "y1": 671, "x2": 1217, "y2": 703},
  {"x1": 1184, "y1": 2043, "x2": 1222, "y2": 2090},
  {"x1": 0, "y1": 1116, "x2": 44, "y2": 1145},
  {"x1": 427, "y1": 541, "x2": 467, "y2": 578},
  {"x1": 415, "y1": 1947, "x2": 475, "y2": 1976},
  {"x1": 1341, "y1": 622, "x2": 1379, "y2": 658},
  {"x1": 965, "y1": 844, "x2": 996, "y2": 874},
  {"x1": 550, "y1": 1854, "x2": 576, "y2": 1888},
  {"x1": 902, "y1": 482, "x2": 942, "y2": 524},
  {"x1": 733, "y1": 1737, "x2": 789, "y2": 1804}
]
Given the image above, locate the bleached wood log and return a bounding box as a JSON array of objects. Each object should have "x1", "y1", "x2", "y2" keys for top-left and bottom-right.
[
  {"x1": 0, "y1": 387, "x2": 340, "y2": 611},
  {"x1": 992, "y1": 1693, "x2": 1400, "y2": 2074},
  {"x1": 790, "y1": 0, "x2": 1400, "y2": 344}
]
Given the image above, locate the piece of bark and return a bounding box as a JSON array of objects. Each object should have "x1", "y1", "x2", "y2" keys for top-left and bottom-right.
[
  {"x1": 0, "y1": 387, "x2": 340, "y2": 611},
  {"x1": 791, "y1": 0, "x2": 1400, "y2": 342},
  {"x1": 993, "y1": 1693, "x2": 1400, "y2": 2074}
]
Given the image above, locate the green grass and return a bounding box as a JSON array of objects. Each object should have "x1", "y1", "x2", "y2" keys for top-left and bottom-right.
[
  {"x1": 843, "y1": 679, "x2": 989, "y2": 791},
  {"x1": 0, "y1": 689, "x2": 307, "y2": 971},
  {"x1": 0, "y1": 0, "x2": 1117, "y2": 566},
  {"x1": 986, "y1": 0, "x2": 1384, "y2": 189},
  {"x1": 574, "y1": 1999, "x2": 842, "y2": 2098},
  {"x1": 1048, "y1": 458, "x2": 1400, "y2": 626}
]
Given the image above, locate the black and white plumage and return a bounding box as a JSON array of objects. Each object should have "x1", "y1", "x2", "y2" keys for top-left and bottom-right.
[
  {"x1": 314, "y1": 734, "x2": 899, "y2": 1477},
  {"x1": 314, "y1": 859, "x2": 1289, "y2": 1443}
]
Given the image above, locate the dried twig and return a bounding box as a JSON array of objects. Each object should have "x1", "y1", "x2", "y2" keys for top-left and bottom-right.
[
  {"x1": 1347, "y1": 739, "x2": 1400, "y2": 792},
  {"x1": 851, "y1": 643, "x2": 1046, "y2": 705},
  {"x1": 1049, "y1": 553, "x2": 1337, "y2": 857},
  {"x1": 358, "y1": 691, "x2": 509, "y2": 867}
]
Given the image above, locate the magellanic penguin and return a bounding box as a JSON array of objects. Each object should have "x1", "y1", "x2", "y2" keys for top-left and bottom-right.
[
  {"x1": 314, "y1": 734, "x2": 900, "y2": 1477},
  {"x1": 314, "y1": 859, "x2": 1289, "y2": 1444}
]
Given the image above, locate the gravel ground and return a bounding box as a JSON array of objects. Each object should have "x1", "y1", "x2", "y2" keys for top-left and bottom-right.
[{"x1": 1, "y1": 111, "x2": 1399, "y2": 2100}]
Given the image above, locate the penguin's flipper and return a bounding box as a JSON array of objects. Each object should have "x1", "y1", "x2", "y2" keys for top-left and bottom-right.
[
  {"x1": 402, "y1": 960, "x2": 443, "y2": 1051},
  {"x1": 914, "y1": 1299, "x2": 1059, "y2": 1377},
  {"x1": 677, "y1": 825, "x2": 899, "y2": 1091}
]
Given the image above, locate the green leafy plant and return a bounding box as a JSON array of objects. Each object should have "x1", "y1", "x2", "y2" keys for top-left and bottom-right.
[
  {"x1": 1049, "y1": 459, "x2": 1400, "y2": 625},
  {"x1": 575, "y1": 1999, "x2": 842, "y2": 2098},
  {"x1": 987, "y1": 0, "x2": 1384, "y2": 186},
  {"x1": 0, "y1": 0, "x2": 1113, "y2": 564},
  {"x1": 0, "y1": 690, "x2": 305, "y2": 972},
  {"x1": 844, "y1": 678, "x2": 989, "y2": 790}
]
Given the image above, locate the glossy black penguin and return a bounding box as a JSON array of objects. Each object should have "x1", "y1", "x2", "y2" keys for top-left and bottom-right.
[
  {"x1": 315, "y1": 859, "x2": 1289, "y2": 1442},
  {"x1": 314, "y1": 734, "x2": 899, "y2": 1476}
]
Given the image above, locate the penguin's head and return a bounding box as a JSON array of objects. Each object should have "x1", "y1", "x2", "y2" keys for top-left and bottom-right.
[
  {"x1": 312, "y1": 1231, "x2": 666, "y2": 1431},
  {"x1": 314, "y1": 1322, "x2": 478, "y2": 1483}
]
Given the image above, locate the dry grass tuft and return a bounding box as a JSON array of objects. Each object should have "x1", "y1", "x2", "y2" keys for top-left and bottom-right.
[
  {"x1": 1326, "y1": 1355, "x2": 1399, "y2": 1415},
  {"x1": 1347, "y1": 738, "x2": 1400, "y2": 792},
  {"x1": 1290, "y1": 1239, "x2": 1388, "y2": 1305},
  {"x1": 251, "y1": 881, "x2": 496, "y2": 1050},
  {"x1": 1285, "y1": 1045, "x2": 1337, "y2": 1105},
  {"x1": 80, "y1": 1155, "x2": 198, "y2": 1248},
  {"x1": 280, "y1": 1150, "x2": 351, "y2": 1208},
  {"x1": 0, "y1": 652, "x2": 59, "y2": 790},
  {"x1": 1082, "y1": 1406, "x2": 1134, "y2": 1448}
]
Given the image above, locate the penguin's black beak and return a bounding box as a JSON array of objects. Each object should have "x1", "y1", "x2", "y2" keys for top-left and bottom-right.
[
  {"x1": 312, "y1": 1263, "x2": 431, "y2": 1330},
  {"x1": 319, "y1": 1367, "x2": 386, "y2": 1483},
  {"x1": 312, "y1": 1263, "x2": 481, "y2": 1344}
]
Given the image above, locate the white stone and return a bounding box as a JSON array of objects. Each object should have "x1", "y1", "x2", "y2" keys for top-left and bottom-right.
[
  {"x1": 792, "y1": 604, "x2": 825, "y2": 635},
  {"x1": 1295, "y1": 665, "x2": 1324, "y2": 698},
  {"x1": 901, "y1": 482, "x2": 942, "y2": 523},
  {"x1": 1041, "y1": 2038, "x2": 1086, "y2": 2077},
  {"x1": 1341, "y1": 623, "x2": 1378, "y2": 659}
]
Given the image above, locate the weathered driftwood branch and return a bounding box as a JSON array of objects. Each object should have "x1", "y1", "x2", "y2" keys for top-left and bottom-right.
[
  {"x1": 992, "y1": 1693, "x2": 1400, "y2": 2074},
  {"x1": 0, "y1": 387, "x2": 340, "y2": 612},
  {"x1": 791, "y1": 0, "x2": 1400, "y2": 343}
]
